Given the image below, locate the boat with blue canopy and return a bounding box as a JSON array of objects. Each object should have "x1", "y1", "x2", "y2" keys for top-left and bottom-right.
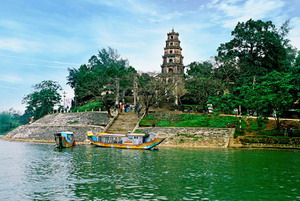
[
  {"x1": 86, "y1": 131, "x2": 164, "y2": 150},
  {"x1": 54, "y1": 132, "x2": 76, "y2": 148}
]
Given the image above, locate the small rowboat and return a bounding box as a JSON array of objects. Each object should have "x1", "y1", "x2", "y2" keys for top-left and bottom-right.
[
  {"x1": 86, "y1": 131, "x2": 164, "y2": 150},
  {"x1": 54, "y1": 132, "x2": 76, "y2": 148}
]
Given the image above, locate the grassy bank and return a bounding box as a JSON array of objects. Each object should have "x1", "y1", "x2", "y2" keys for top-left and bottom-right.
[
  {"x1": 140, "y1": 113, "x2": 246, "y2": 128},
  {"x1": 139, "y1": 112, "x2": 300, "y2": 138}
]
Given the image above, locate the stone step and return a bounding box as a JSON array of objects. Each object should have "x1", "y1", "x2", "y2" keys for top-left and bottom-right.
[{"x1": 106, "y1": 112, "x2": 140, "y2": 133}]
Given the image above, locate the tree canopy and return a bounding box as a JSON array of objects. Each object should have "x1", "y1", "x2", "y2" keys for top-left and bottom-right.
[
  {"x1": 184, "y1": 19, "x2": 299, "y2": 122},
  {"x1": 217, "y1": 19, "x2": 293, "y2": 81},
  {"x1": 22, "y1": 80, "x2": 62, "y2": 120},
  {"x1": 67, "y1": 47, "x2": 137, "y2": 116}
]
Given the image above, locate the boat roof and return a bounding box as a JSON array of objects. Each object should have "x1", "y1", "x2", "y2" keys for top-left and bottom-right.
[
  {"x1": 96, "y1": 133, "x2": 147, "y2": 137},
  {"x1": 128, "y1": 133, "x2": 147, "y2": 137},
  {"x1": 97, "y1": 133, "x2": 127, "y2": 137},
  {"x1": 56, "y1": 131, "x2": 73, "y2": 134}
]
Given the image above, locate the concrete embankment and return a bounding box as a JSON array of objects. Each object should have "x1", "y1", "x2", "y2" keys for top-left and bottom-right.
[
  {"x1": 136, "y1": 127, "x2": 235, "y2": 148},
  {"x1": 238, "y1": 136, "x2": 300, "y2": 149},
  {"x1": 4, "y1": 112, "x2": 110, "y2": 142}
]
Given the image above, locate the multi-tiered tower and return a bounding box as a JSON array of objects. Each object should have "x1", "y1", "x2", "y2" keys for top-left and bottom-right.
[
  {"x1": 161, "y1": 29, "x2": 184, "y2": 75},
  {"x1": 161, "y1": 29, "x2": 185, "y2": 105}
]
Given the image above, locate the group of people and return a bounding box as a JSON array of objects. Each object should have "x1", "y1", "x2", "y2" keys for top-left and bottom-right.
[{"x1": 114, "y1": 103, "x2": 143, "y2": 117}]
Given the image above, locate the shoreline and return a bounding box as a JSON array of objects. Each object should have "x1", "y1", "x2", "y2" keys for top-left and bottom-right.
[{"x1": 2, "y1": 136, "x2": 300, "y2": 150}]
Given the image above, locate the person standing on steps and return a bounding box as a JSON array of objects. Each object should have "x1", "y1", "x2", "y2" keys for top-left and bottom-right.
[
  {"x1": 120, "y1": 103, "x2": 123, "y2": 113},
  {"x1": 137, "y1": 105, "x2": 142, "y2": 118}
]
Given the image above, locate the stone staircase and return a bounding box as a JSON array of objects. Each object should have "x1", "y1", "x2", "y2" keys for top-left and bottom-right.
[{"x1": 106, "y1": 112, "x2": 140, "y2": 134}]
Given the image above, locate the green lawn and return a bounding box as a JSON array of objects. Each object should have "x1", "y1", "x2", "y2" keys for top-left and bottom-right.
[{"x1": 140, "y1": 113, "x2": 247, "y2": 128}]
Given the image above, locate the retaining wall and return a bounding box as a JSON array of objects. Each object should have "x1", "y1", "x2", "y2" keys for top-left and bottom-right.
[
  {"x1": 4, "y1": 112, "x2": 110, "y2": 142},
  {"x1": 137, "y1": 127, "x2": 235, "y2": 148}
]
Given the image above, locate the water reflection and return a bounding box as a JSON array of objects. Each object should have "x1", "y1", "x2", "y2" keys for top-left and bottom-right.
[{"x1": 1, "y1": 140, "x2": 300, "y2": 200}]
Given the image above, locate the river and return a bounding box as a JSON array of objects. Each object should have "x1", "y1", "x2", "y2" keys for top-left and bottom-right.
[{"x1": 0, "y1": 139, "x2": 300, "y2": 200}]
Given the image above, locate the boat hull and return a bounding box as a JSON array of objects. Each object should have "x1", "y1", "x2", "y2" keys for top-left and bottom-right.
[
  {"x1": 89, "y1": 138, "x2": 164, "y2": 150},
  {"x1": 54, "y1": 136, "x2": 75, "y2": 148}
]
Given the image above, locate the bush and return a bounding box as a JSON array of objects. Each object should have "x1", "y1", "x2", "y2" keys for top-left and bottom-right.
[
  {"x1": 247, "y1": 118, "x2": 268, "y2": 131},
  {"x1": 72, "y1": 101, "x2": 103, "y2": 112}
]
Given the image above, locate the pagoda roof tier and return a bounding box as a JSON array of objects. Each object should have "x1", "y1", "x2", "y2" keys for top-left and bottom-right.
[
  {"x1": 164, "y1": 46, "x2": 182, "y2": 50},
  {"x1": 162, "y1": 54, "x2": 183, "y2": 58},
  {"x1": 161, "y1": 63, "x2": 184, "y2": 67},
  {"x1": 167, "y1": 32, "x2": 179, "y2": 36},
  {"x1": 166, "y1": 38, "x2": 180, "y2": 42}
]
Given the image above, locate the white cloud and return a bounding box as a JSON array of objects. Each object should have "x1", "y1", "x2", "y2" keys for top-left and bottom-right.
[
  {"x1": 0, "y1": 74, "x2": 23, "y2": 84},
  {"x1": 0, "y1": 38, "x2": 40, "y2": 52},
  {"x1": 209, "y1": 0, "x2": 286, "y2": 28}
]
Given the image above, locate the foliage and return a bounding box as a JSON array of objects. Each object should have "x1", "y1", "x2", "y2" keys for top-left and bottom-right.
[
  {"x1": 22, "y1": 80, "x2": 62, "y2": 120},
  {"x1": 0, "y1": 109, "x2": 22, "y2": 135},
  {"x1": 257, "y1": 130, "x2": 300, "y2": 137},
  {"x1": 184, "y1": 76, "x2": 224, "y2": 109},
  {"x1": 186, "y1": 61, "x2": 214, "y2": 78},
  {"x1": 72, "y1": 101, "x2": 103, "y2": 112},
  {"x1": 137, "y1": 73, "x2": 176, "y2": 116},
  {"x1": 247, "y1": 118, "x2": 268, "y2": 132},
  {"x1": 196, "y1": 19, "x2": 300, "y2": 121},
  {"x1": 239, "y1": 71, "x2": 298, "y2": 129},
  {"x1": 67, "y1": 47, "x2": 137, "y2": 117},
  {"x1": 217, "y1": 19, "x2": 292, "y2": 79},
  {"x1": 208, "y1": 92, "x2": 241, "y2": 114}
]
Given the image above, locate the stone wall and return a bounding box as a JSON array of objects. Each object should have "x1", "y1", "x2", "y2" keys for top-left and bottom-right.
[
  {"x1": 239, "y1": 136, "x2": 300, "y2": 149},
  {"x1": 136, "y1": 127, "x2": 235, "y2": 148},
  {"x1": 4, "y1": 112, "x2": 110, "y2": 142}
]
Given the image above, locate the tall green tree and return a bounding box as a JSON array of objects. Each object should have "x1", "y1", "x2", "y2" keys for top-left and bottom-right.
[
  {"x1": 22, "y1": 80, "x2": 62, "y2": 120},
  {"x1": 184, "y1": 77, "x2": 224, "y2": 110},
  {"x1": 217, "y1": 19, "x2": 292, "y2": 81},
  {"x1": 240, "y1": 71, "x2": 298, "y2": 128},
  {"x1": 186, "y1": 61, "x2": 214, "y2": 78},
  {"x1": 67, "y1": 47, "x2": 137, "y2": 116}
]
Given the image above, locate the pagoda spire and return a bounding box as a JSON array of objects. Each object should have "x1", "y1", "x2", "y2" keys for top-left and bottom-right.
[{"x1": 161, "y1": 29, "x2": 184, "y2": 75}]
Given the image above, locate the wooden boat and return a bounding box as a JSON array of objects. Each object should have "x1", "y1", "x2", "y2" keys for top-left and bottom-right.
[
  {"x1": 86, "y1": 131, "x2": 164, "y2": 150},
  {"x1": 54, "y1": 132, "x2": 76, "y2": 148}
]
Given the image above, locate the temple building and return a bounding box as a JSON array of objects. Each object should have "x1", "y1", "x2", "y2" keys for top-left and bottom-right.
[
  {"x1": 161, "y1": 29, "x2": 185, "y2": 105},
  {"x1": 161, "y1": 29, "x2": 184, "y2": 75}
]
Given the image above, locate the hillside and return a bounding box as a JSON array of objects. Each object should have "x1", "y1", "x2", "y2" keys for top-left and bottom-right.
[{"x1": 4, "y1": 112, "x2": 110, "y2": 142}]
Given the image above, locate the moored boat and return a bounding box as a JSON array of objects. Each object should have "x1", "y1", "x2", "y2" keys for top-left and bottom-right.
[
  {"x1": 86, "y1": 131, "x2": 164, "y2": 150},
  {"x1": 54, "y1": 132, "x2": 76, "y2": 148}
]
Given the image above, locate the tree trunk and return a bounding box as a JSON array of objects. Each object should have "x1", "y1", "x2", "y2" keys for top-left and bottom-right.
[
  {"x1": 145, "y1": 106, "x2": 149, "y2": 117},
  {"x1": 275, "y1": 116, "x2": 280, "y2": 130},
  {"x1": 106, "y1": 106, "x2": 112, "y2": 118}
]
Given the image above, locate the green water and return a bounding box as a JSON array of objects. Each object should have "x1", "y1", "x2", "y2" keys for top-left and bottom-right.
[{"x1": 1, "y1": 139, "x2": 300, "y2": 200}]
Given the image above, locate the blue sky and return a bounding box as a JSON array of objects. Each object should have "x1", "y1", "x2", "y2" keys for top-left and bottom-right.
[{"x1": 1, "y1": 0, "x2": 300, "y2": 112}]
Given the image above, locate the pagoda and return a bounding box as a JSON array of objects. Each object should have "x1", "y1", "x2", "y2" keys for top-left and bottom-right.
[
  {"x1": 161, "y1": 29, "x2": 185, "y2": 105},
  {"x1": 161, "y1": 29, "x2": 184, "y2": 75}
]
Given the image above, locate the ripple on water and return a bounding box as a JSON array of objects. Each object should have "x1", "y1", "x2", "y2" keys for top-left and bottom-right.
[{"x1": 1, "y1": 141, "x2": 300, "y2": 200}]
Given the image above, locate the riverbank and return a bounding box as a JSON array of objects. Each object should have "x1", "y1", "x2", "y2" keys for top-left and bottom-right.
[{"x1": 3, "y1": 111, "x2": 300, "y2": 149}]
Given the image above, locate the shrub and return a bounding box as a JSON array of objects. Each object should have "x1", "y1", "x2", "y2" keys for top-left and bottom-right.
[{"x1": 72, "y1": 101, "x2": 103, "y2": 112}]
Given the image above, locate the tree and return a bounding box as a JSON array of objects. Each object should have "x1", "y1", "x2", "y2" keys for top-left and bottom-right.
[
  {"x1": 67, "y1": 47, "x2": 138, "y2": 117},
  {"x1": 240, "y1": 71, "x2": 298, "y2": 129},
  {"x1": 184, "y1": 77, "x2": 224, "y2": 110},
  {"x1": 186, "y1": 61, "x2": 214, "y2": 78},
  {"x1": 137, "y1": 73, "x2": 175, "y2": 116},
  {"x1": 217, "y1": 19, "x2": 292, "y2": 80},
  {"x1": 22, "y1": 80, "x2": 62, "y2": 120},
  {"x1": 0, "y1": 109, "x2": 22, "y2": 134},
  {"x1": 208, "y1": 92, "x2": 241, "y2": 114}
]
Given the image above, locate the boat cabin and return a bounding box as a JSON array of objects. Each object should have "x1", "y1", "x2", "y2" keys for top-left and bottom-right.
[
  {"x1": 55, "y1": 132, "x2": 74, "y2": 140},
  {"x1": 97, "y1": 133, "x2": 153, "y2": 145}
]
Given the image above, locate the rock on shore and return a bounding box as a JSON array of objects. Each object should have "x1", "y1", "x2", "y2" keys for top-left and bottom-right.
[{"x1": 4, "y1": 112, "x2": 110, "y2": 142}]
